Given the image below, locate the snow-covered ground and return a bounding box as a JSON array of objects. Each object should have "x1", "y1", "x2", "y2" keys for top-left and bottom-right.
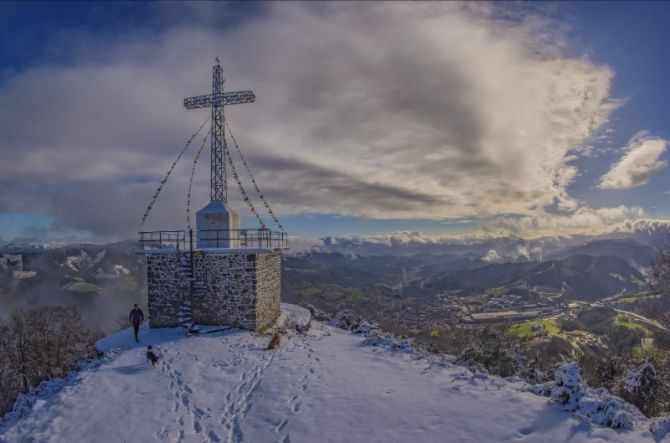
[{"x1": 0, "y1": 321, "x2": 664, "y2": 443}]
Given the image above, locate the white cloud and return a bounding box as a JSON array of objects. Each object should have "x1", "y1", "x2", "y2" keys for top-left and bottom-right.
[
  {"x1": 389, "y1": 231, "x2": 428, "y2": 246},
  {"x1": 516, "y1": 244, "x2": 543, "y2": 261},
  {"x1": 0, "y1": 3, "x2": 626, "y2": 238},
  {"x1": 484, "y1": 205, "x2": 646, "y2": 237},
  {"x1": 482, "y1": 249, "x2": 504, "y2": 263},
  {"x1": 599, "y1": 132, "x2": 668, "y2": 189}
]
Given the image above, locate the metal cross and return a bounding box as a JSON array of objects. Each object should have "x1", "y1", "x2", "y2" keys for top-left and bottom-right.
[{"x1": 184, "y1": 60, "x2": 255, "y2": 203}]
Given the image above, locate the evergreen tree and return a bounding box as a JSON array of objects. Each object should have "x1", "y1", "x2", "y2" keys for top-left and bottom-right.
[
  {"x1": 597, "y1": 356, "x2": 624, "y2": 395},
  {"x1": 622, "y1": 358, "x2": 667, "y2": 417}
]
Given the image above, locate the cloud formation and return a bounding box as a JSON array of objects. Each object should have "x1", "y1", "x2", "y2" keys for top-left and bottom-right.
[
  {"x1": 0, "y1": 3, "x2": 647, "y2": 239},
  {"x1": 484, "y1": 206, "x2": 646, "y2": 238},
  {"x1": 599, "y1": 132, "x2": 668, "y2": 189},
  {"x1": 482, "y1": 249, "x2": 504, "y2": 263}
]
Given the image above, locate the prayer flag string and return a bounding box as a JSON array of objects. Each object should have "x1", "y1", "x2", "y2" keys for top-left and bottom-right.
[
  {"x1": 139, "y1": 117, "x2": 209, "y2": 228},
  {"x1": 186, "y1": 130, "x2": 210, "y2": 231},
  {"x1": 225, "y1": 120, "x2": 286, "y2": 232},
  {"x1": 224, "y1": 134, "x2": 267, "y2": 229}
]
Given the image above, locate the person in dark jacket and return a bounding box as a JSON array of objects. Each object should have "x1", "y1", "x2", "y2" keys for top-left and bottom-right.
[
  {"x1": 129, "y1": 304, "x2": 144, "y2": 343},
  {"x1": 147, "y1": 345, "x2": 159, "y2": 366}
]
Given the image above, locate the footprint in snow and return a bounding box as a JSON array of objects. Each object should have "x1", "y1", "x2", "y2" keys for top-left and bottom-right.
[{"x1": 274, "y1": 419, "x2": 288, "y2": 433}]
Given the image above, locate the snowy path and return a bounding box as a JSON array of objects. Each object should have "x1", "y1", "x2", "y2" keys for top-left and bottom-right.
[{"x1": 0, "y1": 323, "x2": 662, "y2": 443}]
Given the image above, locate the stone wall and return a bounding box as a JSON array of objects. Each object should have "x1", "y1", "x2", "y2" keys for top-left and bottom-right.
[
  {"x1": 145, "y1": 250, "x2": 281, "y2": 331},
  {"x1": 255, "y1": 251, "x2": 282, "y2": 330},
  {"x1": 191, "y1": 252, "x2": 257, "y2": 329},
  {"x1": 146, "y1": 253, "x2": 186, "y2": 328}
]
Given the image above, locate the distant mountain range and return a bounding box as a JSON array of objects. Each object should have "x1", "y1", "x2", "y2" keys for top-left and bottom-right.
[
  {"x1": 2, "y1": 222, "x2": 669, "y2": 330},
  {"x1": 285, "y1": 236, "x2": 659, "y2": 307},
  {"x1": 545, "y1": 239, "x2": 656, "y2": 270}
]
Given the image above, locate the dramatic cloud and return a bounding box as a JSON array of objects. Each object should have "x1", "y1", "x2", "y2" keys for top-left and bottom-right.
[
  {"x1": 599, "y1": 133, "x2": 668, "y2": 189},
  {"x1": 0, "y1": 3, "x2": 629, "y2": 239}
]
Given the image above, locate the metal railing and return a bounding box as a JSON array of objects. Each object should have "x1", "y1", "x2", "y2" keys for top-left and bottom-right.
[
  {"x1": 198, "y1": 229, "x2": 287, "y2": 249},
  {"x1": 137, "y1": 229, "x2": 287, "y2": 250},
  {"x1": 137, "y1": 230, "x2": 187, "y2": 250}
]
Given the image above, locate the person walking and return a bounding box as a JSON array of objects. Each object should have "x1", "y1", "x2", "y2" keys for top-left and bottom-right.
[{"x1": 129, "y1": 304, "x2": 145, "y2": 343}]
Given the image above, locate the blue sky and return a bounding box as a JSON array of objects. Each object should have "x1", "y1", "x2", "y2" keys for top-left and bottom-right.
[
  {"x1": 0, "y1": 2, "x2": 669, "y2": 242},
  {"x1": 560, "y1": 2, "x2": 670, "y2": 217}
]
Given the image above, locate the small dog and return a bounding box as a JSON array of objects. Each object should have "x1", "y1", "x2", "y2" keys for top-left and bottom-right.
[
  {"x1": 267, "y1": 332, "x2": 281, "y2": 350},
  {"x1": 147, "y1": 345, "x2": 159, "y2": 366}
]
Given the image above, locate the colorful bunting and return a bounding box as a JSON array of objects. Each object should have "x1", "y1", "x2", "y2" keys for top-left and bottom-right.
[
  {"x1": 224, "y1": 138, "x2": 267, "y2": 229},
  {"x1": 225, "y1": 120, "x2": 286, "y2": 232},
  {"x1": 139, "y1": 117, "x2": 209, "y2": 228},
  {"x1": 186, "y1": 130, "x2": 210, "y2": 231}
]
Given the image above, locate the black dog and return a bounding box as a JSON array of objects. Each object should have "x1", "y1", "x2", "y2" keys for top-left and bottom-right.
[{"x1": 147, "y1": 345, "x2": 159, "y2": 366}]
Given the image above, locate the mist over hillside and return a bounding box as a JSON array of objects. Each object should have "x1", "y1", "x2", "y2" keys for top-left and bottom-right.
[{"x1": 0, "y1": 240, "x2": 146, "y2": 331}]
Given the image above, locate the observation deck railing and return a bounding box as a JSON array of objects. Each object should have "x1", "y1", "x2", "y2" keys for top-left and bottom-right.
[{"x1": 137, "y1": 229, "x2": 287, "y2": 251}]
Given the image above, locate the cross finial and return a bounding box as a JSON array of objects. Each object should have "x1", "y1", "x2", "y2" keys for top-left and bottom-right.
[{"x1": 183, "y1": 62, "x2": 255, "y2": 203}]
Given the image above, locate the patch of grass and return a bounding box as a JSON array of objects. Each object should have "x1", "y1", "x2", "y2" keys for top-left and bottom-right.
[
  {"x1": 349, "y1": 288, "x2": 365, "y2": 302},
  {"x1": 608, "y1": 272, "x2": 626, "y2": 282},
  {"x1": 616, "y1": 296, "x2": 641, "y2": 304},
  {"x1": 487, "y1": 287, "x2": 506, "y2": 296},
  {"x1": 300, "y1": 287, "x2": 321, "y2": 297},
  {"x1": 613, "y1": 314, "x2": 652, "y2": 338},
  {"x1": 615, "y1": 294, "x2": 661, "y2": 305},
  {"x1": 507, "y1": 319, "x2": 560, "y2": 339},
  {"x1": 64, "y1": 281, "x2": 102, "y2": 293}
]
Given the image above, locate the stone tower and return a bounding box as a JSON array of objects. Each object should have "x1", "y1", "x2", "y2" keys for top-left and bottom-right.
[{"x1": 143, "y1": 246, "x2": 282, "y2": 331}]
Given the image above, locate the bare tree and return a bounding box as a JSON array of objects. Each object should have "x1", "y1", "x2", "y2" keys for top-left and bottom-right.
[
  {"x1": 0, "y1": 306, "x2": 100, "y2": 416},
  {"x1": 649, "y1": 247, "x2": 670, "y2": 328}
]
